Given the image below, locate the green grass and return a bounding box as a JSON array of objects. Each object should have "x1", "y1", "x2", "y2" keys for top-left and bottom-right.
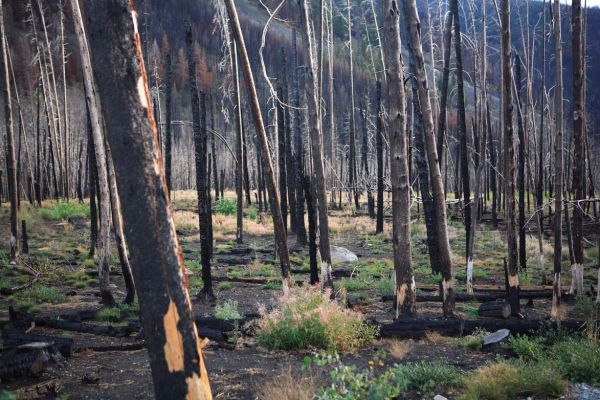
[
  {"x1": 257, "y1": 286, "x2": 377, "y2": 352},
  {"x1": 217, "y1": 282, "x2": 232, "y2": 291},
  {"x1": 377, "y1": 274, "x2": 394, "y2": 297},
  {"x1": 98, "y1": 307, "x2": 122, "y2": 323},
  {"x1": 214, "y1": 300, "x2": 241, "y2": 320},
  {"x1": 339, "y1": 272, "x2": 374, "y2": 292},
  {"x1": 262, "y1": 281, "x2": 282, "y2": 290},
  {"x1": 15, "y1": 300, "x2": 42, "y2": 314},
  {"x1": 17, "y1": 285, "x2": 67, "y2": 304},
  {"x1": 40, "y1": 201, "x2": 90, "y2": 221},
  {"x1": 214, "y1": 198, "x2": 236, "y2": 216}
]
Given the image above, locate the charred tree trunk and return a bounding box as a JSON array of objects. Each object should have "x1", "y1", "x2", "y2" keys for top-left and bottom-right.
[
  {"x1": 501, "y1": 0, "x2": 520, "y2": 316},
  {"x1": 70, "y1": 0, "x2": 113, "y2": 306},
  {"x1": 551, "y1": 0, "x2": 564, "y2": 319},
  {"x1": 402, "y1": 0, "x2": 455, "y2": 316},
  {"x1": 277, "y1": 82, "x2": 288, "y2": 231},
  {"x1": 165, "y1": 51, "x2": 173, "y2": 194},
  {"x1": 571, "y1": 0, "x2": 585, "y2": 294},
  {"x1": 437, "y1": 11, "x2": 453, "y2": 172},
  {"x1": 305, "y1": 176, "x2": 318, "y2": 285},
  {"x1": 186, "y1": 26, "x2": 214, "y2": 301},
  {"x1": 376, "y1": 81, "x2": 385, "y2": 234},
  {"x1": 299, "y1": 1, "x2": 334, "y2": 289},
  {"x1": 87, "y1": 117, "x2": 98, "y2": 259},
  {"x1": 86, "y1": 1, "x2": 212, "y2": 397},
  {"x1": 231, "y1": 42, "x2": 244, "y2": 245},
  {"x1": 282, "y1": 48, "x2": 297, "y2": 234},
  {"x1": 225, "y1": 0, "x2": 293, "y2": 293},
  {"x1": 516, "y1": 55, "x2": 527, "y2": 272},
  {"x1": 0, "y1": 0, "x2": 18, "y2": 264},
  {"x1": 385, "y1": 0, "x2": 415, "y2": 316}
]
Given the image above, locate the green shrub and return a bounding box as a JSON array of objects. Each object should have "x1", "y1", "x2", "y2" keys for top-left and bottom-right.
[
  {"x1": 217, "y1": 282, "x2": 232, "y2": 291},
  {"x1": 19, "y1": 285, "x2": 66, "y2": 304},
  {"x1": 214, "y1": 300, "x2": 241, "y2": 320},
  {"x1": 310, "y1": 353, "x2": 461, "y2": 399},
  {"x1": 509, "y1": 334, "x2": 544, "y2": 361},
  {"x1": 340, "y1": 272, "x2": 373, "y2": 292},
  {"x1": 262, "y1": 281, "x2": 282, "y2": 290},
  {"x1": 549, "y1": 338, "x2": 600, "y2": 386},
  {"x1": 214, "y1": 198, "x2": 236, "y2": 216},
  {"x1": 40, "y1": 201, "x2": 90, "y2": 221},
  {"x1": 15, "y1": 300, "x2": 42, "y2": 314},
  {"x1": 257, "y1": 286, "x2": 377, "y2": 352},
  {"x1": 377, "y1": 274, "x2": 394, "y2": 297},
  {"x1": 461, "y1": 361, "x2": 567, "y2": 400},
  {"x1": 455, "y1": 335, "x2": 482, "y2": 351},
  {"x1": 98, "y1": 307, "x2": 121, "y2": 323}
]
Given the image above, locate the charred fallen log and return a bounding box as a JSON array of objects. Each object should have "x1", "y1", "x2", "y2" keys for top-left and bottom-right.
[
  {"x1": 377, "y1": 317, "x2": 585, "y2": 339},
  {"x1": 2, "y1": 331, "x2": 73, "y2": 357}
]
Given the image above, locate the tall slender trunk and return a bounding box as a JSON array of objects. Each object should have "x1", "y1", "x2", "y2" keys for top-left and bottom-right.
[
  {"x1": 571, "y1": 0, "x2": 585, "y2": 295},
  {"x1": 501, "y1": 0, "x2": 520, "y2": 316},
  {"x1": 538, "y1": 0, "x2": 547, "y2": 233},
  {"x1": 230, "y1": 41, "x2": 244, "y2": 245},
  {"x1": 376, "y1": 81, "x2": 385, "y2": 234},
  {"x1": 0, "y1": 0, "x2": 18, "y2": 264},
  {"x1": 551, "y1": 0, "x2": 564, "y2": 320},
  {"x1": 277, "y1": 82, "x2": 288, "y2": 231},
  {"x1": 437, "y1": 11, "x2": 453, "y2": 172},
  {"x1": 186, "y1": 26, "x2": 215, "y2": 301},
  {"x1": 516, "y1": 54, "x2": 527, "y2": 272},
  {"x1": 70, "y1": 0, "x2": 113, "y2": 306},
  {"x1": 292, "y1": 30, "x2": 307, "y2": 246},
  {"x1": 282, "y1": 48, "x2": 297, "y2": 233},
  {"x1": 225, "y1": 0, "x2": 293, "y2": 293},
  {"x1": 165, "y1": 52, "x2": 173, "y2": 194},
  {"x1": 450, "y1": 0, "x2": 470, "y2": 258},
  {"x1": 385, "y1": 0, "x2": 415, "y2": 316},
  {"x1": 401, "y1": 0, "x2": 455, "y2": 316},
  {"x1": 299, "y1": 0, "x2": 334, "y2": 289},
  {"x1": 86, "y1": 1, "x2": 212, "y2": 396},
  {"x1": 347, "y1": 0, "x2": 359, "y2": 210}
]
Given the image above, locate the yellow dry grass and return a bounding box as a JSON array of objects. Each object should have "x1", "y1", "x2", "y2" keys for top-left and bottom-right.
[
  {"x1": 255, "y1": 365, "x2": 316, "y2": 400},
  {"x1": 383, "y1": 339, "x2": 413, "y2": 360}
]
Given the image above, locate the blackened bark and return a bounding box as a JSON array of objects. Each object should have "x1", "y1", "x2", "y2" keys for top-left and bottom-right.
[
  {"x1": 277, "y1": 83, "x2": 288, "y2": 231},
  {"x1": 86, "y1": 113, "x2": 97, "y2": 259},
  {"x1": 86, "y1": 1, "x2": 212, "y2": 397},
  {"x1": 282, "y1": 48, "x2": 297, "y2": 233},
  {"x1": 292, "y1": 30, "x2": 307, "y2": 246},
  {"x1": 516, "y1": 55, "x2": 527, "y2": 271},
  {"x1": 376, "y1": 81, "x2": 385, "y2": 234},
  {"x1": 165, "y1": 51, "x2": 173, "y2": 194},
  {"x1": 437, "y1": 11, "x2": 453, "y2": 171},
  {"x1": 304, "y1": 176, "x2": 318, "y2": 285}
]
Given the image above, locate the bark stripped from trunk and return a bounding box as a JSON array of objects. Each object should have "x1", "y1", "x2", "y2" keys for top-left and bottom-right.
[{"x1": 86, "y1": 1, "x2": 212, "y2": 397}]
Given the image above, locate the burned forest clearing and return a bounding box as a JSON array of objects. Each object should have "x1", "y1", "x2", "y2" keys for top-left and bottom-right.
[{"x1": 1, "y1": 0, "x2": 600, "y2": 399}]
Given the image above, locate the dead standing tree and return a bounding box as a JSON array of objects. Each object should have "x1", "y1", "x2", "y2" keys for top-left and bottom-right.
[
  {"x1": 186, "y1": 25, "x2": 215, "y2": 301},
  {"x1": 299, "y1": 0, "x2": 334, "y2": 289},
  {"x1": 402, "y1": 0, "x2": 455, "y2": 316},
  {"x1": 384, "y1": 0, "x2": 415, "y2": 316},
  {"x1": 224, "y1": 0, "x2": 293, "y2": 293},
  {"x1": 0, "y1": 0, "x2": 18, "y2": 264},
  {"x1": 86, "y1": 0, "x2": 212, "y2": 397},
  {"x1": 551, "y1": 0, "x2": 564, "y2": 319},
  {"x1": 69, "y1": 0, "x2": 114, "y2": 306},
  {"x1": 501, "y1": 0, "x2": 521, "y2": 316}
]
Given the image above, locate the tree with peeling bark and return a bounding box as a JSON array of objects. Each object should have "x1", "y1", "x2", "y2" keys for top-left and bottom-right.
[
  {"x1": 69, "y1": 0, "x2": 114, "y2": 306},
  {"x1": 224, "y1": 0, "x2": 293, "y2": 294},
  {"x1": 501, "y1": 0, "x2": 520, "y2": 317},
  {"x1": 0, "y1": 0, "x2": 17, "y2": 265},
  {"x1": 85, "y1": 0, "x2": 212, "y2": 397},
  {"x1": 299, "y1": 0, "x2": 334, "y2": 290},
  {"x1": 401, "y1": 0, "x2": 455, "y2": 317},
  {"x1": 385, "y1": 0, "x2": 415, "y2": 317}
]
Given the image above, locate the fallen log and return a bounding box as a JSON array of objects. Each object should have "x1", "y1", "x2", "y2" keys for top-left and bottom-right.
[
  {"x1": 215, "y1": 247, "x2": 253, "y2": 256},
  {"x1": 215, "y1": 257, "x2": 254, "y2": 266},
  {"x1": 382, "y1": 290, "x2": 572, "y2": 303},
  {"x1": 478, "y1": 302, "x2": 511, "y2": 319},
  {"x1": 377, "y1": 317, "x2": 585, "y2": 339},
  {"x1": 9, "y1": 307, "x2": 138, "y2": 337},
  {"x1": 0, "y1": 274, "x2": 40, "y2": 296},
  {"x1": 0, "y1": 343, "x2": 62, "y2": 380},
  {"x1": 2, "y1": 331, "x2": 73, "y2": 357},
  {"x1": 75, "y1": 342, "x2": 146, "y2": 352},
  {"x1": 194, "y1": 313, "x2": 260, "y2": 333}
]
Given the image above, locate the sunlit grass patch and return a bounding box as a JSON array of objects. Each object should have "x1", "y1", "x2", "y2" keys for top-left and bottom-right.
[{"x1": 40, "y1": 201, "x2": 90, "y2": 221}]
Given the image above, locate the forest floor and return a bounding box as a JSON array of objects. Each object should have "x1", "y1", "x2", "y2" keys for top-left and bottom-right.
[{"x1": 0, "y1": 191, "x2": 599, "y2": 399}]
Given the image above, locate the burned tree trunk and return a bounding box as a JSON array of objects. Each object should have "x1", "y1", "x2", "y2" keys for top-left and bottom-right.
[
  {"x1": 437, "y1": 11, "x2": 453, "y2": 171},
  {"x1": 86, "y1": 1, "x2": 212, "y2": 397},
  {"x1": 376, "y1": 81, "x2": 385, "y2": 234},
  {"x1": 165, "y1": 51, "x2": 173, "y2": 194},
  {"x1": 87, "y1": 117, "x2": 98, "y2": 259},
  {"x1": 401, "y1": 0, "x2": 455, "y2": 316},
  {"x1": 385, "y1": 0, "x2": 415, "y2": 316},
  {"x1": 186, "y1": 26, "x2": 214, "y2": 301},
  {"x1": 501, "y1": 0, "x2": 520, "y2": 316},
  {"x1": 0, "y1": 0, "x2": 18, "y2": 264},
  {"x1": 231, "y1": 42, "x2": 244, "y2": 245},
  {"x1": 282, "y1": 48, "x2": 297, "y2": 233},
  {"x1": 551, "y1": 0, "x2": 564, "y2": 319},
  {"x1": 299, "y1": 0, "x2": 334, "y2": 289},
  {"x1": 572, "y1": 0, "x2": 585, "y2": 294},
  {"x1": 70, "y1": 0, "x2": 113, "y2": 306},
  {"x1": 516, "y1": 55, "x2": 527, "y2": 272},
  {"x1": 225, "y1": 0, "x2": 293, "y2": 293},
  {"x1": 304, "y1": 176, "x2": 318, "y2": 285},
  {"x1": 277, "y1": 82, "x2": 288, "y2": 231}
]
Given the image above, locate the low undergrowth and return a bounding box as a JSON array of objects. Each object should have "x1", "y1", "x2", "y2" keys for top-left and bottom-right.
[
  {"x1": 305, "y1": 352, "x2": 462, "y2": 399},
  {"x1": 40, "y1": 201, "x2": 90, "y2": 221},
  {"x1": 257, "y1": 286, "x2": 377, "y2": 352}
]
